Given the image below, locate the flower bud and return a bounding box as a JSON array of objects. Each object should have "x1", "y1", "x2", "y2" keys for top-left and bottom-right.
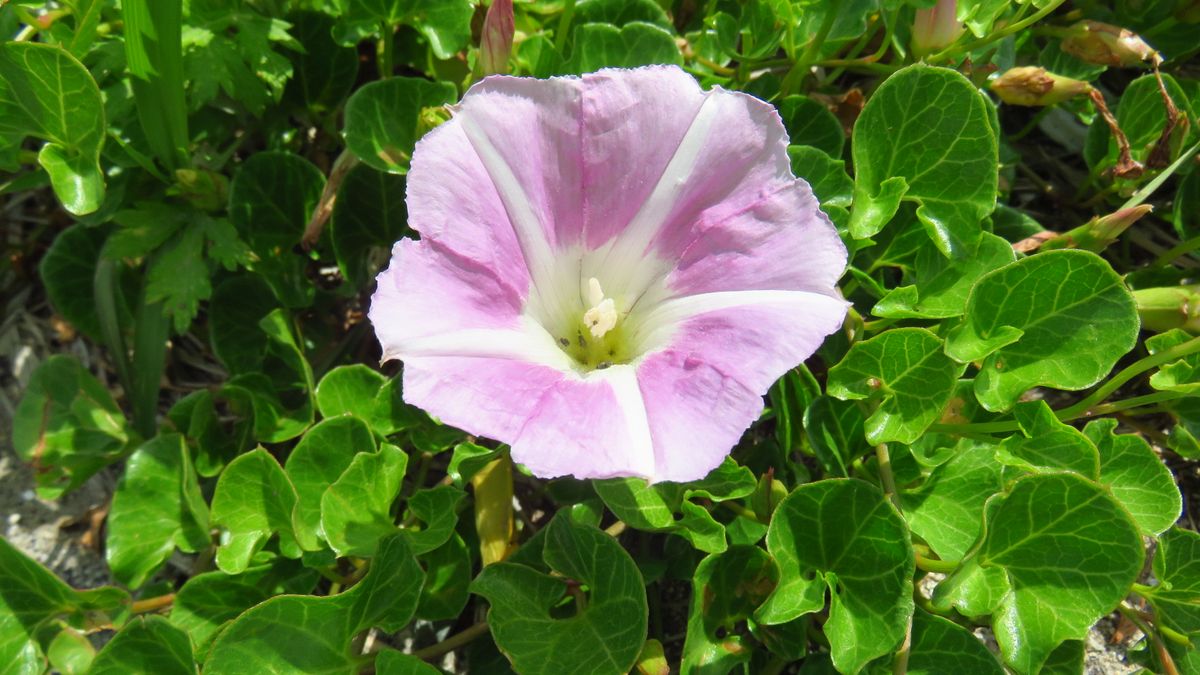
[
  {"x1": 479, "y1": 0, "x2": 514, "y2": 76},
  {"x1": 911, "y1": 0, "x2": 964, "y2": 57},
  {"x1": 1134, "y1": 285, "x2": 1200, "y2": 334},
  {"x1": 1060, "y1": 20, "x2": 1159, "y2": 67},
  {"x1": 1039, "y1": 204, "x2": 1152, "y2": 252},
  {"x1": 989, "y1": 66, "x2": 1091, "y2": 106}
]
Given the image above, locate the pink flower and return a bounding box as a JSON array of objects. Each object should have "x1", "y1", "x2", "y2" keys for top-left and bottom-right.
[{"x1": 369, "y1": 66, "x2": 848, "y2": 483}]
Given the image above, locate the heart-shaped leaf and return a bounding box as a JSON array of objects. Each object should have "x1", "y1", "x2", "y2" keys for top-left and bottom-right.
[{"x1": 945, "y1": 250, "x2": 1139, "y2": 412}]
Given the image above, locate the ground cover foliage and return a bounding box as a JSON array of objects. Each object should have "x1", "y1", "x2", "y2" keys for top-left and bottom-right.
[{"x1": 3, "y1": 0, "x2": 1200, "y2": 673}]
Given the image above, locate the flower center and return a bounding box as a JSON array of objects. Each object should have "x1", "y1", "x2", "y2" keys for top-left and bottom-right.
[{"x1": 556, "y1": 277, "x2": 632, "y2": 371}]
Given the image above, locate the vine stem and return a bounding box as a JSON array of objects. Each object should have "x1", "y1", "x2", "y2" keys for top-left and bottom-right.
[
  {"x1": 931, "y1": 336, "x2": 1200, "y2": 435},
  {"x1": 1115, "y1": 605, "x2": 1180, "y2": 675},
  {"x1": 928, "y1": 0, "x2": 1067, "y2": 62},
  {"x1": 875, "y1": 444, "x2": 901, "y2": 511},
  {"x1": 130, "y1": 593, "x2": 175, "y2": 614},
  {"x1": 411, "y1": 622, "x2": 491, "y2": 661},
  {"x1": 781, "y1": 6, "x2": 838, "y2": 95}
]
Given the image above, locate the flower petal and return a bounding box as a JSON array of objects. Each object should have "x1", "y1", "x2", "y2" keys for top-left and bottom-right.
[
  {"x1": 406, "y1": 121, "x2": 533, "y2": 298},
  {"x1": 403, "y1": 356, "x2": 565, "y2": 443},
  {"x1": 370, "y1": 238, "x2": 572, "y2": 369},
  {"x1": 510, "y1": 365, "x2": 656, "y2": 480},
  {"x1": 634, "y1": 293, "x2": 849, "y2": 482},
  {"x1": 665, "y1": 180, "x2": 847, "y2": 296}
]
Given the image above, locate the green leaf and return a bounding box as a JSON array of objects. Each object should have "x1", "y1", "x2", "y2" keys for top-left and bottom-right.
[
  {"x1": 228, "y1": 151, "x2": 325, "y2": 307},
  {"x1": 937, "y1": 473, "x2": 1142, "y2": 673},
  {"x1": 873, "y1": 232, "x2": 1016, "y2": 319},
  {"x1": 573, "y1": 0, "x2": 671, "y2": 28},
  {"x1": 210, "y1": 448, "x2": 302, "y2": 574},
  {"x1": 12, "y1": 354, "x2": 129, "y2": 499},
  {"x1": 45, "y1": 624, "x2": 94, "y2": 675},
  {"x1": 406, "y1": 484, "x2": 467, "y2": 554},
  {"x1": 346, "y1": 0, "x2": 473, "y2": 59},
  {"x1": 145, "y1": 222, "x2": 211, "y2": 332},
  {"x1": 827, "y1": 328, "x2": 964, "y2": 444},
  {"x1": 788, "y1": 145, "x2": 853, "y2": 229},
  {"x1": 563, "y1": 22, "x2": 683, "y2": 74},
  {"x1": 779, "y1": 96, "x2": 844, "y2": 157},
  {"x1": 907, "y1": 608, "x2": 1004, "y2": 674},
  {"x1": 321, "y1": 443, "x2": 408, "y2": 557},
  {"x1": 849, "y1": 64, "x2": 998, "y2": 257},
  {"x1": 415, "y1": 534, "x2": 472, "y2": 621},
  {"x1": 1146, "y1": 527, "x2": 1200, "y2": 636},
  {"x1": 315, "y1": 364, "x2": 388, "y2": 425},
  {"x1": 904, "y1": 438, "x2": 1004, "y2": 563},
  {"x1": 0, "y1": 43, "x2": 106, "y2": 214},
  {"x1": 123, "y1": 0, "x2": 188, "y2": 168},
  {"x1": 471, "y1": 512, "x2": 649, "y2": 675},
  {"x1": 1083, "y1": 419, "x2": 1181, "y2": 536},
  {"x1": 447, "y1": 442, "x2": 504, "y2": 486},
  {"x1": 243, "y1": 308, "x2": 316, "y2": 442},
  {"x1": 330, "y1": 164, "x2": 409, "y2": 287},
  {"x1": 107, "y1": 433, "x2": 209, "y2": 588},
  {"x1": 89, "y1": 616, "x2": 195, "y2": 675},
  {"x1": 996, "y1": 401, "x2": 1100, "y2": 478},
  {"x1": 205, "y1": 533, "x2": 424, "y2": 673},
  {"x1": 283, "y1": 11, "x2": 359, "y2": 112},
  {"x1": 169, "y1": 569, "x2": 273, "y2": 652},
  {"x1": 39, "y1": 222, "x2": 109, "y2": 341},
  {"x1": 945, "y1": 250, "x2": 1139, "y2": 412},
  {"x1": 681, "y1": 546, "x2": 778, "y2": 674},
  {"x1": 208, "y1": 274, "x2": 277, "y2": 375},
  {"x1": 285, "y1": 416, "x2": 378, "y2": 551},
  {"x1": 342, "y1": 77, "x2": 457, "y2": 174},
  {"x1": 375, "y1": 650, "x2": 443, "y2": 675},
  {"x1": 757, "y1": 479, "x2": 913, "y2": 675},
  {"x1": 182, "y1": 10, "x2": 298, "y2": 116},
  {"x1": 1147, "y1": 329, "x2": 1200, "y2": 394},
  {"x1": 0, "y1": 537, "x2": 129, "y2": 674},
  {"x1": 803, "y1": 395, "x2": 869, "y2": 477}
]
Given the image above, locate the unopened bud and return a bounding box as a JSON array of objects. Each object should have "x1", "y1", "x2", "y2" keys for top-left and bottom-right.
[
  {"x1": 1039, "y1": 204, "x2": 1152, "y2": 252},
  {"x1": 911, "y1": 0, "x2": 964, "y2": 57},
  {"x1": 479, "y1": 0, "x2": 514, "y2": 76},
  {"x1": 1060, "y1": 20, "x2": 1160, "y2": 67},
  {"x1": 751, "y1": 470, "x2": 788, "y2": 524},
  {"x1": 989, "y1": 66, "x2": 1091, "y2": 106},
  {"x1": 1134, "y1": 285, "x2": 1200, "y2": 333}
]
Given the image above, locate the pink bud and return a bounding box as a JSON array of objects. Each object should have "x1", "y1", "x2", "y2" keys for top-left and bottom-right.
[
  {"x1": 911, "y1": 0, "x2": 964, "y2": 57},
  {"x1": 480, "y1": 0, "x2": 514, "y2": 76},
  {"x1": 1060, "y1": 20, "x2": 1159, "y2": 67}
]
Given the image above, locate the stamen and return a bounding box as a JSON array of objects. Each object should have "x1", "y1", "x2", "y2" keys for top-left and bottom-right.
[{"x1": 582, "y1": 277, "x2": 618, "y2": 338}]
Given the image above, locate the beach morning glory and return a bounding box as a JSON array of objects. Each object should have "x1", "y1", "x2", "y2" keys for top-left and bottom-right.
[{"x1": 369, "y1": 66, "x2": 848, "y2": 483}]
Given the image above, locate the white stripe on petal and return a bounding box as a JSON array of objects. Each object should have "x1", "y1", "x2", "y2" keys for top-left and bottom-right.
[
  {"x1": 596, "y1": 91, "x2": 726, "y2": 298},
  {"x1": 628, "y1": 290, "x2": 850, "y2": 354},
  {"x1": 395, "y1": 318, "x2": 576, "y2": 372},
  {"x1": 590, "y1": 364, "x2": 656, "y2": 480},
  {"x1": 459, "y1": 114, "x2": 572, "y2": 323}
]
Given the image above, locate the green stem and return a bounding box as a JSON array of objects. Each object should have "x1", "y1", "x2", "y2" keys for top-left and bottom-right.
[
  {"x1": 914, "y1": 554, "x2": 957, "y2": 574},
  {"x1": 411, "y1": 622, "x2": 491, "y2": 661},
  {"x1": 1116, "y1": 605, "x2": 1183, "y2": 674},
  {"x1": 781, "y1": 6, "x2": 838, "y2": 95},
  {"x1": 927, "y1": 0, "x2": 1067, "y2": 62},
  {"x1": 1057, "y1": 336, "x2": 1200, "y2": 418},
  {"x1": 378, "y1": 21, "x2": 393, "y2": 78},
  {"x1": 876, "y1": 444, "x2": 902, "y2": 511},
  {"x1": 554, "y1": 0, "x2": 577, "y2": 53},
  {"x1": 1153, "y1": 234, "x2": 1200, "y2": 268}
]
